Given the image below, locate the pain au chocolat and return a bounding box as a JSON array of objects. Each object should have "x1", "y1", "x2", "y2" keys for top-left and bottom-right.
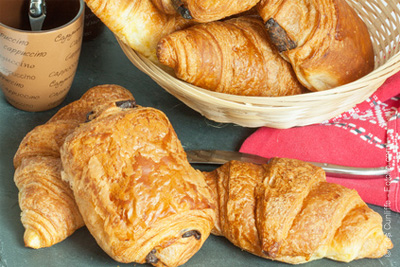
[
  {"x1": 257, "y1": 0, "x2": 374, "y2": 91},
  {"x1": 60, "y1": 99, "x2": 215, "y2": 266}
]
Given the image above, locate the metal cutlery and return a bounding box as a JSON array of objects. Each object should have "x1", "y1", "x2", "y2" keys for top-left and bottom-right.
[
  {"x1": 186, "y1": 150, "x2": 389, "y2": 179},
  {"x1": 29, "y1": 0, "x2": 47, "y2": 31}
]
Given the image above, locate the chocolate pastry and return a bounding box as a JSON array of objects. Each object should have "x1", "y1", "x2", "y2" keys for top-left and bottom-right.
[
  {"x1": 60, "y1": 102, "x2": 215, "y2": 265},
  {"x1": 257, "y1": 0, "x2": 374, "y2": 91}
]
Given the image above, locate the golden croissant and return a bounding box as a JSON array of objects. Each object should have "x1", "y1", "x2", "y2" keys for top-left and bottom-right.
[
  {"x1": 257, "y1": 0, "x2": 374, "y2": 91},
  {"x1": 13, "y1": 84, "x2": 134, "y2": 248},
  {"x1": 60, "y1": 101, "x2": 215, "y2": 266},
  {"x1": 150, "y1": 0, "x2": 178, "y2": 15},
  {"x1": 203, "y1": 159, "x2": 392, "y2": 264},
  {"x1": 84, "y1": 0, "x2": 195, "y2": 62},
  {"x1": 151, "y1": 0, "x2": 260, "y2": 22},
  {"x1": 157, "y1": 16, "x2": 304, "y2": 96}
]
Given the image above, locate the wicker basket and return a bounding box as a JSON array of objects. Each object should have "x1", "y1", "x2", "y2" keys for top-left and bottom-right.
[{"x1": 117, "y1": 0, "x2": 400, "y2": 128}]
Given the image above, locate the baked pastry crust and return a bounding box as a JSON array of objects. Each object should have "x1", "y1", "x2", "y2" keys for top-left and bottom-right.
[
  {"x1": 204, "y1": 159, "x2": 393, "y2": 264},
  {"x1": 61, "y1": 103, "x2": 215, "y2": 265},
  {"x1": 14, "y1": 156, "x2": 81, "y2": 248},
  {"x1": 150, "y1": 0, "x2": 178, "y2": 15},
  {"x1": 13, "y1": 84, "x2": 134, "y2": 248},
  {"x1": 84, "y1": 0, "x2": 195, "y2": 62},
  {"x1": 151, "y1": 0, "x2": 260, "y2": 22},
  {"x1": 157, "y1": 16, "x2": 304, "y2": 96},
  {"x1": 257, "y1": 0, "x2": 374, "y2": 91}
]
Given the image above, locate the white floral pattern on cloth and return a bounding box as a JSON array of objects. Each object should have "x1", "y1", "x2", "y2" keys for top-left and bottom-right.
[
  {"x1": 325, "y1": 83, "x2": 400, "y2": 212},
  {"x1": 324, "y1": 97, "x2": 399, "y2": 150}
]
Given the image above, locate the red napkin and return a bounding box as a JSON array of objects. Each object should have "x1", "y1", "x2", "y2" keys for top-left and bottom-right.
[{"x1": 240, "y1": 71, "x2": 400, "y2": 213}]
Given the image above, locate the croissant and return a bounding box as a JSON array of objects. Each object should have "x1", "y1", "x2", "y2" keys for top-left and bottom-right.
[
  {"x1": 150, "y1": 0, "x2": 178, "y2": 15},
  {"x1": 60, "y1": 101, "x2": 215, "y2": 266},
  {"x1": 203, "y1": 159, "x2": 393, "y2": 264},
  {"x1": 151, "y1": 0, "x2": 260, "y2": 22},
  {"x1": 157, "y1": 16, "x2": 304, "y2": 96},
  {"x1": 13, "y1": 84, "x2": 134, "y2": 248},
  {"x1": 257, "y1": 0, "x2": 374, "y2": 91},
  {"x1": 84, "y1": 0, "x2": 195, "y2": 62}
]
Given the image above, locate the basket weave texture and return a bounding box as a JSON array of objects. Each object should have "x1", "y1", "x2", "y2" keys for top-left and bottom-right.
[{"x1": 118, "y1": 0, "x2": 400, "y2": 129}]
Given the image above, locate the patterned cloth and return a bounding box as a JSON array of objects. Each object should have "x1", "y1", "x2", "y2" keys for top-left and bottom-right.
[{"x1": 240, "y1": 71, "x2": 400, "y2": 212}]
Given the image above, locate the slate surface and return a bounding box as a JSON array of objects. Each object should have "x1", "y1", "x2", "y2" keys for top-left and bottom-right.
[{"x1": 0, "y1": 28, "x2": 398, "y2": 267}]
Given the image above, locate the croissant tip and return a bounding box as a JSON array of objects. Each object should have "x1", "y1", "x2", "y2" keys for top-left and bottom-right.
[
  {"x1": 24, "y1": 229, "x2": 43, "y2": 249},
  {"x1": 261, "y1": 241, "x2": 281, "y2": 258},
  {"x1": 156, "y1": 39, "x2": 177, "y2": 69}
]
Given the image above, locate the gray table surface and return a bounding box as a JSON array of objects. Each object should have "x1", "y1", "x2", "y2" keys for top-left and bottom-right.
[{"x1": 0, "y1": 27, "x2": 398, "y2": 267}]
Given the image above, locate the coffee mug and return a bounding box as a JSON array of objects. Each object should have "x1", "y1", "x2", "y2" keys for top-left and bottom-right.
[{"x1": 0, "y1": 0, "x2": 84, "y2": 112}]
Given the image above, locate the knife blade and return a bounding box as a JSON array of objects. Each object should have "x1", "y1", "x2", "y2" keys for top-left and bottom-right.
[{"x1": 186, "y1": 150, "x2": 390, "y2": 179}]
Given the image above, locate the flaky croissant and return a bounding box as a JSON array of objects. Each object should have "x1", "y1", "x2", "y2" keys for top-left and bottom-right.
[
  {"x1": 157, "y1": 16, "x2": 304, "y2": 96},
  {"x1": 84, "y1": 0, "x2": 195, "y2": 62},
  {"x1": 150, "y1": 0, "x2": 180, "y2": 15},
  {"x1": 257, "y1": 0, "x2": 374, "y2": 91},
  {"x1": 151, "y1": 0, "x2": 260, "y2": 22},
  {"x1": 60, "y1": 101, "x2": 215, "y2": 266},
  {"x1": 13, "y1": 84, "x2": 134, "y2": 248},
  {"x1": 203, "y1": 159, "x2": 392, "y2": 264}
]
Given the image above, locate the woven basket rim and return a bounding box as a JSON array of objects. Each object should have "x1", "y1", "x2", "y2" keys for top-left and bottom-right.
[
  {"x1": 120, "y1": 39, "x2": 400, "y2": 106},
  {"x1": 116, "y1": 0, "x2": 400, "y2": 128}
]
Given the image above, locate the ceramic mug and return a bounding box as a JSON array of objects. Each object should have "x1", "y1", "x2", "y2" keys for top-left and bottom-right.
[{"x1": 0, "y1": 0, "x2": 84, "y2": 112}]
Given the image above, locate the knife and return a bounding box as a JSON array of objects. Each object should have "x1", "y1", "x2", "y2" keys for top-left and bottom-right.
[{"x1": 186, "y1": 150, "x2": 390, "y2": 179}]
